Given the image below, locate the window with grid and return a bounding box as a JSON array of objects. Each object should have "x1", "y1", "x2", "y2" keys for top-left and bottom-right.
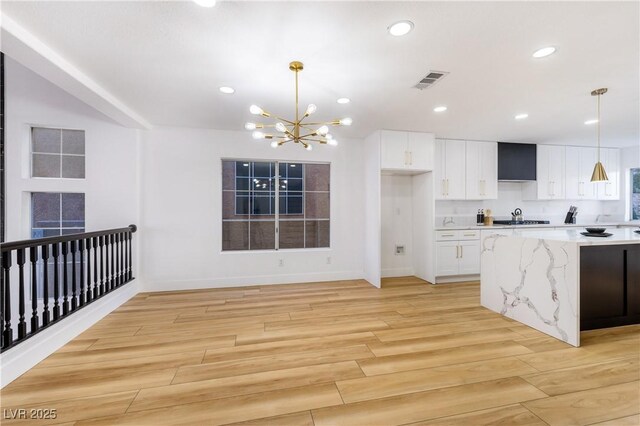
[
  {"x1": 222, "y1": 160, "x2": 330, "y2": 251},
  {"x1": 31, "y1": 127, "x2": 85, "y2": 178}
]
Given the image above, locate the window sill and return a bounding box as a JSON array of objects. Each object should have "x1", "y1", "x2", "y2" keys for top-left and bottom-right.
[{"x1": 220, "y1": 247, "x2": 332, "y2": 255}]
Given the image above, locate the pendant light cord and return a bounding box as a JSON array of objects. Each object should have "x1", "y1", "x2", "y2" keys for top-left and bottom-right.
[{"x1": 597, "y1": 93, "x2": 601, "y2": 162}]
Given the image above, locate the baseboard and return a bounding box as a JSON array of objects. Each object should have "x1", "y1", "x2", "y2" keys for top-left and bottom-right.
[
  {"x1": 144, "y1": 270, "x2": 365, "y2": 292},
  {"x1": 381, "y1": 267, "x2": 415, "y2": 278},
  {"x1": 0, "y1": 281, "x2": 139, "y2": 388},
  {"x1": 435, "y1": 274, "x2": 480, "y2": 284}
]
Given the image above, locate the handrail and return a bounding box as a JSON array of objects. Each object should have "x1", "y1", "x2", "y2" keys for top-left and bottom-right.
[
  {"x1": 1, "y1": 224, "x2": 137, "y2": 251},
  {"x1": 1, "y1": 224, "x2": 137, "y2": 352}
]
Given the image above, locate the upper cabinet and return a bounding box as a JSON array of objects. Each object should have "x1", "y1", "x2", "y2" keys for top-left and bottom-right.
[
  {"x1": 465, "y1": 141, "x2": 498, "y2": 200},
  {"x1": 380, "y1": 130, "x2": 434, "y2": 172},
  {"x1": 596, "y1": 148, "x2": 620, "y2": 200},
  {"x1": 434, "y1": 139, "x2": 466, "y2": 200},
  {"x1": 524, "y1": 144, "x2": 566, "y2": 200},
  {"x1": 566, "y1": 146, "x2": 597, "y2": 200}
]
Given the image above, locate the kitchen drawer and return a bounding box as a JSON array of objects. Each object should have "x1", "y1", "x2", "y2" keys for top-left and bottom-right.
[
  {"x1": 459, "y1": 230, "x2": 480, "y2": 240},
  {"x1": 435, "y1": 230, "x2": 460, "y2": 241}
]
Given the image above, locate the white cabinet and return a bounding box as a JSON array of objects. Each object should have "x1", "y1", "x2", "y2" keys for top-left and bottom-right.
[
  {"x1": 596, "y1": 148, "x2": 620, "y2": 200},
  {"x1": 380, "y1": 130, "x2": 434, "y2": 172},
  {"x1": 465, "y1": 141, "x2": 498, "y2": 200},
  {"x1": 434, "y1": 139, "x2": 466, "y2": 199},
  {"x1": 435, "y1": 230, "x2": 480, "y2": 276},
  {"x1": 566, "y1": 146, "x2": 597, "y2": 200},
  {"x1": 525, "y1": 145, "x2": 566, "y2": 200}
]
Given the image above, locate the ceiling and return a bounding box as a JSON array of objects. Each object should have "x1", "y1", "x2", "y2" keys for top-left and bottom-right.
[{"x1": 2, "y1": 1, "x2": 639, "y2": 147}]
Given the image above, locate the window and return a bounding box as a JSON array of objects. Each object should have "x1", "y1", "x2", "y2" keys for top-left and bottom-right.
[
  {"x1": 31, "y1": 192, "x2": 85, "y2": 238},
  {"x1": 632, "y1": 168, "x2": 640, "y2": 220},
  {"x1": 31, "y1": 127, "x2": 85, "y2": 178},
  {"x1": 222, "y1": 160, "x2": 330, "y2": 251}
]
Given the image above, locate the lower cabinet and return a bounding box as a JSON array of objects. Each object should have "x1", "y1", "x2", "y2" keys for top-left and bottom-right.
[{"x1": 435, "y1": 230, "x2": 480, "y2": 276}]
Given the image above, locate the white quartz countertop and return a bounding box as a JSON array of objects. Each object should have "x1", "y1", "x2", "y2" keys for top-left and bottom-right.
[
  {"x1": 503, "y1": 228, "x2": 640, "y2": 245},
  {"x1": 435, "y1": 222, "x2": 639, "y2": 231}
]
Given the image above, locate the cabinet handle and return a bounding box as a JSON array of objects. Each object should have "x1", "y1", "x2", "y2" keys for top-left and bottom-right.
[
  {"x1": 442, "y1": 179, "x2": 446, "y2": 196},
  {"x1": 460, "y1": 245, "x2": 463, "y2": 258},
  {"x1": 456, "y1": 245, "x2": 460, "y2": 258},
  {"x1": 463, "y1": 233, "x2": 475, "y2": 237},
  {"x1": 441, "y1": 234, "x2": 455, "y2": 237},
  {"x1": 446, "y1": 179, "x2": 450, "y2": 196}
]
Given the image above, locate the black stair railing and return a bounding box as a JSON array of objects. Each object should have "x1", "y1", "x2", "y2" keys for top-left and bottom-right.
[{"x1": 0, "y1": 224, "x2": 137, "y2": 352}]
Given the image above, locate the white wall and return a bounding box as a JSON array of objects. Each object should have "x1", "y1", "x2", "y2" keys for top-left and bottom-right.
[
  {"x1": 618, "y1": 144, "x2": 640, "y2": 221},
  {"x1": 139, "y1": 126, "x2": 365, "y2": 291},
  {"x1": 381, "y1": 175, "x2": 414, "y2": 277},
  {"x1": 2, "y1": 56, "x2": 141, "y2": 386}
]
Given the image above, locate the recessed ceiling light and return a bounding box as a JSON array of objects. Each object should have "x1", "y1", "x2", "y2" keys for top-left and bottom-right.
[
  {"x1": 388, "y1": 21, "x2": 414, "y2": 37},
  {"x1": 219, "y1": 86, "x2": 234, "y2": 94},
  {"x1": 193, "y1": 0, "x2": 216, "y2": 7},
  {"x1": 532, "y1": 46, "x2": 556, "y2": 58},
  {"x1": 584, "y1": 119, "x2": 599, "y2": 125},
  {"x1": 515, "y1": 113, "x2": 529, "y2": 120},
  {"x1": 433, "y1": 106, "x2": 447, "y2": 112},
  {"x1": 337, "y1": 98, "x2": 350, "y2": 104}
]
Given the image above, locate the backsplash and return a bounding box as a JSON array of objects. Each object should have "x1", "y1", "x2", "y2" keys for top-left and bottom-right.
[{"x1": 435, "y1": 182, "x2": 626, "y2": 226}]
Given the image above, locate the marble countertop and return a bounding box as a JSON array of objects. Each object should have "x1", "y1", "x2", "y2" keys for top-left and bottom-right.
[
  {"x1": 435, "y1": 222, "x2": 639, "y2": 231},
  {"x1": 504, "y1": 228, "x2": 640, "y2": 245}
]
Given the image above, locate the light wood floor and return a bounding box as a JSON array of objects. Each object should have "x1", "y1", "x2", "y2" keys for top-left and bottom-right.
[{"x1": 1, "y1": 277, "x2": 639, "y2": 425}]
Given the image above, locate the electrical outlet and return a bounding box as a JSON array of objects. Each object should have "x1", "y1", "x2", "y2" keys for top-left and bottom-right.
[
  {"x1": 395, "y1": 245, "x2": 405, "y2": 255},
  {"x1": 279, "y1": 259, "x2": 284, "y2": 267}
]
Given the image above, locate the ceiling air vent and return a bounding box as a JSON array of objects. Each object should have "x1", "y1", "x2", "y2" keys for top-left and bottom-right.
[{"x1": 414, "y1": 71, "x2": 449, "y2": 90}]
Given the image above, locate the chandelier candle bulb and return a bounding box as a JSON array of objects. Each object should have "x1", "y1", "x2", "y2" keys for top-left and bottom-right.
[
  {"x1": 252, "y1": 131, "x2": 266, "y2": 139},
  {"x1": 245, "y1": 122, "x2": 257, "y2": 130},
  {"x1": 339, "y1": 117, "x2": 353, "y2": 126},
  {"x1": 275, "y1": 122, "x2": 287, "y2": 133}
]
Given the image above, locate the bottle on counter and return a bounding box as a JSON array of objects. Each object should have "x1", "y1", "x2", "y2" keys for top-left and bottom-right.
[
  {"x1": 480, "y1": 209, "x2": 485, "y2": 225},
  {"x1": 477, "y1": 210, "x2": 482, "y2": 225}
]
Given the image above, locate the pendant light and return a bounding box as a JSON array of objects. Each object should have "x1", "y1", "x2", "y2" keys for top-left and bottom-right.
[{"x1": 590, "y1": 88, "x2": 609, "y2": 182}]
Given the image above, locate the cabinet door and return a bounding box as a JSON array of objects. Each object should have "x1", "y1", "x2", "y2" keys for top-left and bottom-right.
[
  {"x1": 479, "y1": 141, "x2": 498, "y2": 199},
  {"x1": 565, "y1": 146, "x2": 582, "y2": 200},
  {"x1": 407, "y1": 132, "x2": 434, "y2": 171},
  {"x1": 465, "y1": 141, "x2": 481, "y2": 200},
  {"x1": 434, "y1": 139, "x2": 447, "y2": 199},
  {"x1": 445, "y1": 140, "x2": 466, "y2": 199},
  {"x1": 536, "y1": 145, "x2": 552, "y2": 199},
  {"x1": 380, "y1": 130, "x2": 408, "y2": 170},
  {"x1": 459, "y1": 240, "x2": 480, "y2": 274},
  {"x1": 548, "y1": 145, "x2": 566, "y2": 199},
  {"x1": 436, "y1": 241, "x2": 459, "y2": 276}
]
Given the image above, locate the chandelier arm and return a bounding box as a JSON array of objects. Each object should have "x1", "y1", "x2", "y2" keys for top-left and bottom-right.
[
  {"x1": 300, "y1": 121, "x2": 339, "y2": 126},
  {"x1": 299, "y1": 131, "x2": 321, "y2": 139},
  {"x1": 274, "y1": 116, "x2": 296, "y2": 125},
  {"x1": 302, "y1": 138, "x2": 328, "y2": 144}
]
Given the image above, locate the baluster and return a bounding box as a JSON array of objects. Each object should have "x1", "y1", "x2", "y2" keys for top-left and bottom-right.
[
  {"x1": 114, "y1": 233, "x2": 120, "y2": 287},
  {"x1": 70, "y1": 240, "x2": 77, "y2": 310},
  {"x1": 86, "y1": 238, "x2": 92, "y2": 302},
  {"x1": 30, "y1": 246, "x2": 39, "y2": 333},
  {"x1": 79, "y1": 239, "x2": 85, "y2": 307},
  {"x1": 93, "y1": 237, "x2": 99, "y2": 298},
  {"x1": 2, "y1": 251, "x2": 12, "y2": 349},
  {"x1": 119, "y1": 232, "x2": 124, "y2": 285},
  {"x1": 16, "y1": 248, "x2": 27, "y2": 339},
  {"x1": 100, "y1": 236, "x2": 106, "y2": 295},
  {"x1": 110, "y1": 234, "x2": 115, "y2": 291},
  {"x1": 41, "y1": 245, "x2": 50, "y2": 326},
  {"x1": 128, "y1": 231, "x2": 132, "y2": 280},
  {"x1": 52, "y1": 243, "x2": 60, "y2": 320},
  {"x1": 61, "y1": 241, "x2": 69, "y2": 315}
]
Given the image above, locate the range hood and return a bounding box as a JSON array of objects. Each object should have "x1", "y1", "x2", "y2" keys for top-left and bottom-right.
[{"x1": 498, "y1": 142, "x2": 536, "y2": 181}]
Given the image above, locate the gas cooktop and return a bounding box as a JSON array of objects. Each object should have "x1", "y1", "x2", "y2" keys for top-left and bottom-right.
[{"x1": 492, "y1": 220, "x2": 551, "y2": 225}]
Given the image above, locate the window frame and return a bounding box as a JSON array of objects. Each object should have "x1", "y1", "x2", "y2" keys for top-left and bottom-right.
[
  {"x1": 30, "y1": 191, "x2": 86, "y2": 239},
  {"x1": 30, "y1": 125, "x2": 86, "y2": 180},
  {"x1": 221, "y1": 158, "x2": 331, "y2": 252}
]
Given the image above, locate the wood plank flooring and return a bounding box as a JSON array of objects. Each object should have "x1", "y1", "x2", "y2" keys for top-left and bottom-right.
[{"x1": 1, "y1": 277, "x2": 638, "y2": 425}]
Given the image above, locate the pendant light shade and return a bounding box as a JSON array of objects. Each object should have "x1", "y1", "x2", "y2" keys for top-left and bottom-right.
[
  {"x1": 591, "y1": 161, "x2": 609, "y2": 182},
  {"x1": 590, "y1": 88, "x2": 609, "y2": 182}
]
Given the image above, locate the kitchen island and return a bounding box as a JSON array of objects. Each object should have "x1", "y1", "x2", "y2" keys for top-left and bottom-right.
[{"x1": 481, "y1": 228, "x2": 640, "y2": 346}]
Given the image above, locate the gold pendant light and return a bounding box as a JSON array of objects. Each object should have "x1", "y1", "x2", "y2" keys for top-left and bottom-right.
[
  {"x1": 245, "y1": 61, "x2": 352, "y2": 150},
  {"x1": 590, "y1": 88, "x2": 609, "y2": 182}
]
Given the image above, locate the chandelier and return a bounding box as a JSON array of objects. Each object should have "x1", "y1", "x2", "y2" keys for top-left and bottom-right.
[
  {"x1": 590, "y1": 88, "x2": 609, "y2": 182},
  {"x1": 245, "y1": 61, "x2": 352, "y2": 151}
]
